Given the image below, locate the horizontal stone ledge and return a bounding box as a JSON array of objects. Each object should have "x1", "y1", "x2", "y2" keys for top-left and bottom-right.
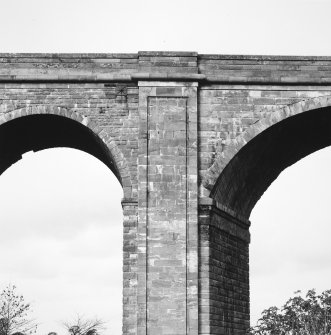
[
  {"x1": 1, "y1": 52, "x2": 330, "y2": 61},
  {"x1": 0, "y1": 53, "x2": 138, "y2": 59},
  {"x1": 203, "y1": 76, "x2": 331, "y2": 85},
  {"x1": 135, "y1": 75, "x2": 331, "y2": 85},
  {"x1": 199, "y1": 197, "x2": 251, "y2": 228},
  {"x1": 0, "y1": 74, "x2": 133, "y2": 83},
  {"x1": 132, "y1": 73, "x2": 205, "y2": 81},
  {"x1": 121, "y1": 198, "x2": 138, "y2": 206},
  {"x1": 199, "y1": 54, "x2": 331, "y2": 61},
  {"x1": 1, "y1": 73, "x2": 331, "y2": 85},
  {"x1": 0, "y1": 51, "x2": 197, "y2": 59},
  {"x1": 138, "y1": 51, "x2": 198, "y2": 57},
  {"x1": 0, "y1": 73, "x2": 206, "y2": 83}
]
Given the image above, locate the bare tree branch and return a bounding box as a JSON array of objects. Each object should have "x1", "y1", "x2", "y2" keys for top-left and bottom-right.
[
  {"x1": 0, "y1": 285, "x2": 37, "y2": 335},
  {"x1": 63, "y1": 315, "x2": 105, "y2": 335}
]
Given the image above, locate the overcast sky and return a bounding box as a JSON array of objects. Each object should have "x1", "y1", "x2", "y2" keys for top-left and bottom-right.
[
  {"x1": 0, "y1": 150, "x2": 123, "y2": 334},
  {"x1": 0, "y1": 0, "x2": 331, "y2": 333}
]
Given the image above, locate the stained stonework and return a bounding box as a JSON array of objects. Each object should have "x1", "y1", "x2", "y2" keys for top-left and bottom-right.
[
  {"x1": 138, "y1": 82, "x2": 198, "y2": 335},
  {"x1": 1, "y1": 52, "x2": 331, "y2": 334}
]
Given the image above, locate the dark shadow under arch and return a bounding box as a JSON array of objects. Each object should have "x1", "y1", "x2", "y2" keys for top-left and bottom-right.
[
  {"x1": 0, "y1": 105, "x2": 133, "y2": 199},
  {"x1": 0, "y1": 114, "x2": 121, "y2": 184},
  {"x1": 211, "y1": 104, "x2": 331, "y2": 218}
]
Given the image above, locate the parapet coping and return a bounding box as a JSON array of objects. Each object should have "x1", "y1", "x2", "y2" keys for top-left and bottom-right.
[
  {"x1": 0, "y1": 52, "x2": 331, "y2": 61},
  {"x1": 1, "y1": 51, "x2": 331, "y2": 84},
  {"x1": 198, "y1": 54, "x2": 331, "y2": 61}
]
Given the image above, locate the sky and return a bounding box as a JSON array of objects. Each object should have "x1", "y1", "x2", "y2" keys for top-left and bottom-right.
[
  {"x1": 0, "y1": 150, "x2": 123, "y2": 334},
  {"x1": 0, "y1": 0, "x2": 331, "y2": 333},
  {"x1": 250, "y1": 148, "x2": 331, "y2": 323}
]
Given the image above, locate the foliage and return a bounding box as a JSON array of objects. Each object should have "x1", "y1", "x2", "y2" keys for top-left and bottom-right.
[
  {"x1": 63, "y1": 316, "x2": 105, "y2": 335},
  {"x1": 0, "y1": 284, "x2": 37, "y2": 335},
  {"x1": 248, "y1": 289, "x2": 331, "y2": 335}
]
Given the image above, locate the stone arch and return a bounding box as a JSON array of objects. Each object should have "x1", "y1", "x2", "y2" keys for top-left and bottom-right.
[
  {"x1": 203, "y1": 95, "x2": 331, "y2": 218},
  {"x1": 0, "y1": 105, "x2": 133, "y2": 199}
]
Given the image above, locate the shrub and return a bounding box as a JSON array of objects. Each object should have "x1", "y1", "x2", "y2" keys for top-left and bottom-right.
[{"x1": 248, "y1": 289, "x2": 331, "y2": 335}]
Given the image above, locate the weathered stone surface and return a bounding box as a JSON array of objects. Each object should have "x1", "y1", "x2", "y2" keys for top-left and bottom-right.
[
  {"x1": 138, "y1": 82, "x2": 198, "y2": 335},
  {"x1": 1, "y1": 52, "x2": 331, "y2": 335}
]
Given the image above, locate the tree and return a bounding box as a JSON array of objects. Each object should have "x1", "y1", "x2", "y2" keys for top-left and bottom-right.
[
  {"x1": 63, "y1": 316, "x2": 105, "y2": 335},
  {"x1": 248, "y1": 289, "x2": 331, "y2": 335},
  {"x1": 0, "y1": 284, "x2": 37, "y2": 335}
]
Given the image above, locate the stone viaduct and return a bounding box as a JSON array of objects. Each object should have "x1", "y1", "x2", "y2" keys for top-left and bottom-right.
[{"x1": 1, "y1": 52, "x2": 331, "y2": 335}]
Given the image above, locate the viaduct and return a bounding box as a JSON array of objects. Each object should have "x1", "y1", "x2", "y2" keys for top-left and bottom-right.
[{"x1": 0, "y1": 52, "x2": 331, "y2": 334}]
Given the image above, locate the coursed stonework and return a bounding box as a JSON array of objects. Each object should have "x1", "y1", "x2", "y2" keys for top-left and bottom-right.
[{"x1": 1, "y1": 52, "x2": 331, "y2": 335}]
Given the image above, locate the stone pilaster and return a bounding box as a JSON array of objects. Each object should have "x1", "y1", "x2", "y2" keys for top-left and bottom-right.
[{"x1": 138, "y1": 82, "x2": 198, "y2": 335}]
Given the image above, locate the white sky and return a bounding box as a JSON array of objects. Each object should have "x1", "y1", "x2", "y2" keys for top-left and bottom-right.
[
  {"x1": 0, "y1": 0, "x2": 331, "y2": 333},
  {"x1": 0, "y1": 150, "x2": 123, "y2": 334}
]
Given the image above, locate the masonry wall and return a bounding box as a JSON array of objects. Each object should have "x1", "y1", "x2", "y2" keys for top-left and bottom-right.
[
  {"x1": 198, "y1": 54, "x2": 331, "y2": 82},
  {"x1": 197, "y1": 85, "x2": 331, "y2": 334},
  {"x1": 198, "y1": 85, "x2": 331, "y2": 199},
  {"x1": 1, "y1": 52, "x2": 331, "y2": 335},
  {"x1": 0, "y1": 53, "x2": 139, "y2": 77},
  {"x1": 196, "y1": 55, "x2": 331, "y2": 335},
  {"x1": 199, "y1": 204, "x2": 250, "y2": 335},
  {"x1": 0, "y1": 83, "x2": 139, "y2": 194},
  {"x1": 0, "y1": 81, "x2": 140, "y2": 335}
]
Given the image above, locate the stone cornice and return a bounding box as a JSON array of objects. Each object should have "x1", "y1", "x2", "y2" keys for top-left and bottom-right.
[{"x1": 0, "y1": 52, "x2": 331, "y2": 85}]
